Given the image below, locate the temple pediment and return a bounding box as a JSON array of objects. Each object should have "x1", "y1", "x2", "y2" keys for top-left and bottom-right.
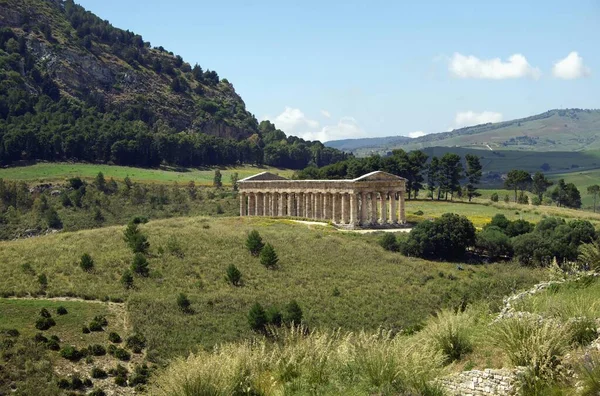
[
  {"x1": 239, "y1": 172, "x2": 289, "y2": 181},
  {"x1": 352, "y1": 171, "x2": 407, "y2": 182}
]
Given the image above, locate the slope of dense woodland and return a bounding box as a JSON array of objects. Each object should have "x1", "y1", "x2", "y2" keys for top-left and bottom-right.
[{"x1": 0, "y1": 0, "x2": 346, "y2": 168}]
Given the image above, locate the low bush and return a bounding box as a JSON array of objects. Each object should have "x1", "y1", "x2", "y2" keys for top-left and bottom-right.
[
  {"x1": 490, "y1": 193, "x2": 499, "y2": 202},
  {"x1": 46, "y1": 339, "x2": 60, "y2": 351},
  {"x1": 35, "y1": 317, "x2": 56, "y2": 331},
  {"x1": 284, "y1": 300, "x2": 303, "y2": 326},
  {"x1": 246, "y1": 230, "x2": 264, "y2": 256},
  {"x1": 379, "y1": 233, "x2": 399, "y2": 252},
  {"x1": 126, "y1": 333, "x2": 147, "y2": 353},
  {"x1": 80, "y1": 253, "x2": 94, "y2": 272},
  {"x1": 40, "y1": 308, "x2": 52, "y2": 318},
  {"x1": 82, "y1": 326, "x2": 90, "y2": 334},
  {"x1": 177, "y1": 293, "x2": 191, "y2": 313},
  {"x1": 114, "y1": 347, "x2": 131, "y2": 361},
  {"x1": 422, "y1": 309, "x2": 474, "y2": 364},
  {"x1": 91, "y1": 367, "x2": 107, "y2": 379},
  {"x1": 56, "y1": 306, "x2": 68, "y2": 315},
  {"x1": 120, "y1": 269, "x2": 134, "y2": 289},
  {"x1": 88, "y1": 320, "x2": 104, "y2": 332},
  {"x1": 266, "y1": 306, "x2": 282, "y2": 327},
  {"x1": 248, "y1": 302, "x2": 267, "y2": 332},
  {"x1": 114, "y1": 375, "x2": 128, "y2": 387},
  {"x1": 108, "y1": 364, "x2": 128, "y2": 377},
  {"x1": 108, "y1": 332, "x2": 122, "y2": 343},
  {"x1": 89, "y1": 344, "x2": 106, "y2": 356},
  {"x1": 260, "y1": 243, "x2": 278, "y2": 269},
  {"x1": 60, "y1": 345, "x2": 82, "y2": 361},
  {"x1": 568, "y1": 317, "x2": 598, "y2": 346},
  {"x1": 225, "y1": 264, "x2": 242, "y2": 286},
  {"x1": 88, "y1": 389, "x2": 106, "y2": 396},
  {"x1": 131, "y1": 253, "x2": 150, "y2": 277},
  {"x1": 475, "y1": 228, "x2": 513, "y2": 261}
]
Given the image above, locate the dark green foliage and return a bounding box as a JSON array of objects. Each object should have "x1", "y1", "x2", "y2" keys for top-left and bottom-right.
[
  {"x1": 88, "y1": 321, "x2": 103, "y2": 332},
  {"x1": 46, "y1": 339, "x2": 60, "y2": 350},
  {"x1": 114, "y1": 375, "x2": 128, "y2": 386},
  {"x1": 125, "y1": 333, "x2": 146, "y2": 353},
  {"x1": 89, "y1": 344, "x2": 106, "y2": 356},
  {"x1": 213, "y1": 170, "x2": 222, "y2": 188},
  {"x1": 246, "y1": 230, "x2": 265, "y2": 256},
  {"x1": 401, "y1": 213, "x2": 476, "y2": 261},
  {"x1": 123, "y1": 222, "x2": 150, "y2": 254},
  {"x1": 379, "y1": 233, "x2": 399, "y2": 252},
  {"x1": 109, "y1": 332, "x2": 122, "y2": 343},
  {"x1": 475, "y1": 229, "x2": 513, "y2": 261},
  {"x1": 80, "y1": 253, "x2": 94, "y2": 272},
  {"x1": 260, "y1": 243, "x2": 278, "y2": 269},
  {"x1": 37, "y1": 273, "x2": 47, "y2": 290},
  {"x1": 35, "y1": 317, "x2": 56, "y2": 331},
  {"x1": 131, "y1": 253, "x2": 150, "y2": 276},
  {"x1": 40, "y1": 308, "x2": 51, "y2": 318},
  {"x1": 56, "y1": 306, "x2": 68, "y2": 315},
  {"x1": 532, "y1": 172, "x2": 553, "y2": 201},
  {"x1": 551, "y1": 179, "x2": 582, "y2": 209},
  {"x1": 82, "y1": 326, "x2": 90, "y2": 334},
  {"x1": 284, "y1": 300, "x2": 303, "y2": 326},
  {"x1": 60, "y1": 345, "x2": 82, "y2": 361},
  {"x1": 166, "y1": 235, "x2": 184, "y2": 258},
  {"x1": 33, "y1": 333, "x2": 48, "y2": 343},
  {"x1": 266, "y1": 306, "x2": 282, "y2": 327},
  {"x1": 465, "y1": 154, "x2": 482, "y2": 201},
  {"x1": 88, "y1": 389, "x2": 106, "y2": 396},
  {"x1": 70, "y1": 375, "x2": 84, "y2": 390},
  {"x1": 225, "y1": 264, "x2": 242, "y2": 286},
  {"x1": 490, "y1": 192, "x2": 499, "y2": 202},
  {"x1": 505, "y1": 219, "x2": 534, "y2": 237},
  {"x1": 569, "y1": 318, "x2": 598, "y2": 346},
  {"x1": 108, "y1": 364, "x2": 128, "y2": 377},
  {"x1": 504, "y1": 169, "x2": 533, "y2": 202},
  {"x1": 120, "y1": 269, "x2": 134, "y2": 288},
  {"x1": 91, "y1": 367, "x2": 107, "y2": 379},
  {"x1": 57, "y1": 378, "x2": 70, "y2": 389},
  {"x1": 44, "y1": 208, "x2": 62, "y2": 229},
  {"x1": 129, "y1": 364, "x2": 150, "y2": 386},
  {"x1": 114, "y1": 347, "x2": 131, "y2": 361},
  {"x1": 248, "y1": 302, "x2": 267, "y2": 332},
  {"x1": 176, "y1": 293, "x2": 191, "y2": 313},
  {"x1": 487, "y1": 214, "x2": 510, "y2": 231}
]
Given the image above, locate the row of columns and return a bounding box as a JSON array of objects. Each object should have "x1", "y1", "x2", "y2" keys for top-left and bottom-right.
[{"x1": 240, "y1": 191, "x2": 405, "y2": 226}]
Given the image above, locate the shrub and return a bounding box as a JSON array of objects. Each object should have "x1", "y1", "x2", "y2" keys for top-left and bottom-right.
[
  {"x1": 260, "y1": 243, "x2": 278, "y2": 269},
  {"x1": 115, "y1": 375, "x2": 128, "y2": 386},
  {"x1": 490, "y1": 192, "x2": 499, "y2": 202},
  {"x1": 517, "y1": 191, "x2": 529, "y2": 205},
  {"x1": 108, "y1": 364, "x2": 128, "y2": 377},
  {"x1": 70, "y1": 375, "x2": 84, "y2": 390},
  {"x1": 88, "y1": 389, "x2": 106, "y2": 396},
  {"x1": 114, "y1": 347, "x2": 131, "y2": 361},
  {"x1": 34, "y1": 333, "x2": 48, "y2": 343},
  {"x1": 109, "y1": 332, "x2": 122, "y2": 343},
  {"x1": 60, "y1": 345, "x2": 82, "y2": 361},
  {"x1": 486, "y1": 214, "x2": 510, "y2": 231},
  {"x1": 47, "y1": 339, "x2": 60, "y2": 351},
  {"x1": 505, "y1": 219, "x2": 534, "y2": 237},
  {"x1": 248, "y1": 302, "x2": 267, "y2": 332},
  {"x1": 37, "y1": 273, "x2": 48, "y2": 290},
  {"x1": 57, "y1": 378, "x2": 70, "y2": 389},
  {"x1": 512, "y1": 233, "x2": 553, "y2": 266},
  {"x1": 126, "y1": 333, "x2": 147, "y2": 353},
  {"x1": 82, "y1": 326, "x2": 90, "y2": 334},
  {"x1": 80, "y1": 253, "x2": 94, "y2": 272},
  {"x1": 40, "y1": 308, "x2": 52, "y2": 318},
  {"x1": 166, "y1": 235, "x2": 185, "y2": 258},
  {"x1": 56, "y1": 306, "x2": 68, "y2": 315},
  {"x1": 379, "y1": 233, "x2": 399, "y2": 252},
  {"x1": 504, "y1": 194, "x2": 510, "y2": 203},
  {"x1": 120, "y1": 269, "x2": 134, "y2": 289},
  {"x1": 401, "y1": 213, "x2": 476, "y2": 261},
  {"x1": 225, "y1": 264, "x2": 242, "y2": 286},
  {"x1": 568, "y1": 317, "x2": 598, "y2": 346},
  {"x1": 475, "y1": 229, "x2": 513, "y2": 261},
  {"x1": 45, "y1": 208, "x2": 62, "y2": 229},
  {"x1": 35, "y1": 317, "x2": 56, "y2": 331},
  {"x1": 131, "y1": 253, "x2": 150, "y2": 277},
  {"x1": 177, "y1": 293, "x2": 191, "y2": 313},
  {"x1": 91, "y1": 367, "x2": 107, "y2": 379},
  {"x1": 129, "y1": 364, "x2": 150, "y2": 386},
  {"x1": 531, "y1": 196, "x2": 541, "y2": 206},
  {"x1": 107, "y1": 344, "x2": 117, "y2": 355},
  {"x1": 246, "y1": 230, "x2": 264, "y2": 256},
  {"x1": 284, "y1": 300, "x2": 303, "y2": 326},
  {"x1": 266, "y1": 306, "x2": 283, "y2": 327},
  {"x1": 89, "y1": 344, "x2": 106, "y2": 356}
]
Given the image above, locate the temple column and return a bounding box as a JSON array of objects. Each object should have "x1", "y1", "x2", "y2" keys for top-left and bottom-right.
[
  {"x1": 240, "y1": 192, "x2": 247, "y2": 216},
  {"x1": 350, "y1": 192, "x2": 358, "y2": 225},
  {"x1": 341, "y1": 193, "x2": 348, "y2": 224},
  {"x1": 399, "y1": 191, "x2": 406, "y2": 224},
  {"x1": 360, "y1": 192, "x2": 368, "y2": 225},
  {"x1": 370, "y1": 192, "x2": 378, "y2": 224},
  {"x1": 379, "y1": 192, "x2": 387, "y2": 224},
  {"x1": 390, "y1": 191, "x2": 397, "y2": 224},
  {"x1": 248, "y1": 193, "x2": 256, "y2": 216},
  {"x1": 323, "y1": 193, "x2": 330, "y2": 220},
  {"x1": 287, "y1": 193, "x2": 294, "y2": 216},
  {"x1": 278, "y1": 193, "x2": 285, "y2": 217},
  {"x1": 305, "y1": 192, "x2": 311, "y2": 219},
  {"x1": 314, "y1": 192, "x2": 321, "y2": 219},
  {"x1": 271, "y1": 193, "x2": 277, "y2": 217},
  {"x1": 332, "y1": 193, "x2": 340, "y2": 223},
  {"x1": 297, "y1": 193, "x2": 304, "y2": 217}
]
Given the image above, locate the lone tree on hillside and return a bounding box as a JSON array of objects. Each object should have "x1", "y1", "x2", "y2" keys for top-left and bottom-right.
[
  {"x1": 504, "y1": 170, "x2": 532, "y2": 202},
  {"x1": 283, "y1": 300, "x2": 303, "y2": 326},
  {"x1": 260, "y1": 243, "x2": 278, "y2": 269},
  {"x1": 225, "y1": 264, "x2": 242, "y2": 286},
  {"x1": 248, "y1": 303, "x2": 267, "y2": 332},
  {"x1": 246, "y1": 230, "x2": 264, "y2": 256},
  {"x1": 532, "y1": 172, "x2": 553, "y2": 201},
  {"x1": 177, "y1": 293, "x2": 191, "y2": 313},
  {"x1": 80, "y1": 253, "x2": 94, "y2": 272},
  {"x1": 213, "y1": 170, "x2": 222, "y2": 188},
  {"x1": 464, "y1": 154, "x2": 482, "y2": 202},
  {"x1": 588, "y1": 185, "x2": 600, "y2": 213}
]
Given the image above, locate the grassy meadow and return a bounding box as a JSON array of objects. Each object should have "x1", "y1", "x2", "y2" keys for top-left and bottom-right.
[
  {"x1": 0, "y1": 216, "x2": 543, "y2": 361},
  {"x1": 0, "y1": 163, "x2": 295, "y2": 185}
]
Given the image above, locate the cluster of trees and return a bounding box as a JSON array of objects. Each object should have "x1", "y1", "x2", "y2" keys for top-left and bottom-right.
[
  {"x1": 381, "y1": 212, "x2": 597, "y2": 266},
  {"x1": 298, "y1": 150, "x2": 483, "y2": 200},
  {"x1": 503, "y1": 170, "x2": 581, "y2": 208}
]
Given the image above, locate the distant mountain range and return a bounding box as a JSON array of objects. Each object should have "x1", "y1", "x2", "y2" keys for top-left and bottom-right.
[{"x1": 327, "y1": 109, "x2": 600, "y2": 156}]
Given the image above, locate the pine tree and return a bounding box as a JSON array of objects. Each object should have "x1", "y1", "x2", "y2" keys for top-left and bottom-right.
[
  {"x1": 465, "y1": 154, "x2": 482, "y2": 202},
  {"x1": 246, "y1": 230, "x2": 264, "y2": 256},
  {"x1": 131, "y1": 253, "x2": 149, "y2": 277},
  {"x1": 80, "y1": 253, "x2": 94, "y2": 272},
  {"x1": 225, "y1": 264, "x2": 242, "y2": 286},
  {"x1": 120, "y1": 270, "x2": 134, "y2": 289},
  {"x1": 284, "y1": 300, "x2": 303, "y2": 326},
  {"x1": 177, "y1": 293, "x2": 191, "y2": 313},
  {"x1": 259, "y1": 243, "x2": 278, "y2": 269},
  {"x1": 213, "y1": 170, "x2": 222, "y2": 188},
  {"x1": 248, "y1": 303, "x2": 267, "y2": 332}
]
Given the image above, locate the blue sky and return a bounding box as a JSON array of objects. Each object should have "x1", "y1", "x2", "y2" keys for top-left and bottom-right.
[{"x1": 77, "y1": 0, "x2": 599, "y2": 142}]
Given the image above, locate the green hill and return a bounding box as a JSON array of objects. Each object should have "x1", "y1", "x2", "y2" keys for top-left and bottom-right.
[
  {"x1": 0, "y1": 0, "x2": 345, "y2": 169},
  {"x1": 327, "y1": 109, "x2": 600, "y2": 156}
]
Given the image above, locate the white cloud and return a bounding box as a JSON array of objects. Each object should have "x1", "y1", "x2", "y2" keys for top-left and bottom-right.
[
  {"x1": 552, "y1": 51, "x2": 591, "y2": 79},
  {"x1": 408, "y1": 131, "x2": 427, "y2": 138},
  {"x1": 269, "y1": 107, "x2": 319, "y2": 135},
  {"x1": 453, "y1": 111, "x2": 503, "y2": 129},
  {"x1": 302, "y1": 117, "x2": 363, "y2": 142},
  {"x1": 449, "y1": 53, "x2": 541, "y2": 80},
  {"x1": 320, "y1": 110, "x2": 331, "y2": 118}
]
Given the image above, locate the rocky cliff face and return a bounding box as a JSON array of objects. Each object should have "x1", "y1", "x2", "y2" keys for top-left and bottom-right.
[{"x1": 0, "y1": 0, "x2": 258, "y2": 140}]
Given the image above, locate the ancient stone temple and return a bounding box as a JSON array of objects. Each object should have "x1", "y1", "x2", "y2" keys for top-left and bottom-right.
[{"x1": 237, "y1": 171, "x2": 406, "y2": 229}]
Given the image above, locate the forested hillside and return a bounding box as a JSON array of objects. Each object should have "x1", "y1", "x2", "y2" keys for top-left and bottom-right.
[{"x1": 0, "y1": 0, "x2": 346, "y2": 168}]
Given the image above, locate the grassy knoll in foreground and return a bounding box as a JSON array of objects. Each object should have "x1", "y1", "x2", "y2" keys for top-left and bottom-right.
[
  {"x1": 0, "y1": 163, "x2": 295, "y2": 185},
  {"x1": 0, "y1": 216, "x2": 542, "y2": 361}
]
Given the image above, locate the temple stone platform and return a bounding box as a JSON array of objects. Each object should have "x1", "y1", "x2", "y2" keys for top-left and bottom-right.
[{"x1": 237, "y1": 171, "x2": 406, "y2": 229}]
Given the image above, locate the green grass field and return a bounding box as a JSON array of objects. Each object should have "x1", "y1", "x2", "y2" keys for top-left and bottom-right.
[
  {"x1": 0, "y1": 163, "x2": 295, "y2": 185},
  {"x1": 0, "y1": 215, "x2": 542, "y2": 360}
]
